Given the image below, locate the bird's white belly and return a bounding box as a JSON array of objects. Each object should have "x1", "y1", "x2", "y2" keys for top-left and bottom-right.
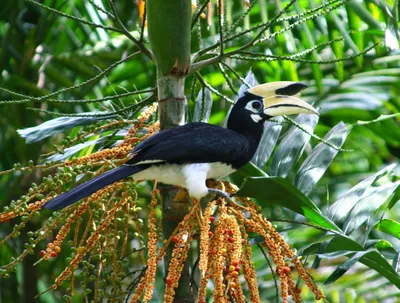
[{"x1": 132, "y1": 162, "x2": 235, "y2": 199}]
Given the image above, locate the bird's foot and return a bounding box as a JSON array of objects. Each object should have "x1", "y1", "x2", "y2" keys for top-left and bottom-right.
[{"x1": 207, "y1": 188, "x2": 233, "y2": 204}]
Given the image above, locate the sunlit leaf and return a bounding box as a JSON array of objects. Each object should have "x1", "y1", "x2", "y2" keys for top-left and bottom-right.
[
  {"x1": 343, "y1": 181, "x2": 400, "y2": 234},
  {"x1": 295, "y1": 122, "x2": 350, "y2": 195},
  {"x1": 237, "y1": 70, "x2": 256, "y2": 98},
  {"x1": 252, "y1": 117, "x2": 283, "y2": 168},
  {"x1": 193, "y1": 87, "x2": 212, "y2": 122},
  {"x1": 329, "y1": 164, "x2": 396, "y2": 221},
  {"x1": 375, "y1": 219, "x2": 400, "y2": 240},
  {"x1": 17, "y1": 116, "x2": 99, "y2": 144},
  {"x1": 48, "y1": 137, "x2": 108, "y2": 161},
  {"x1": 271, "y1": 114, "x2": 319, "y2": 178}
]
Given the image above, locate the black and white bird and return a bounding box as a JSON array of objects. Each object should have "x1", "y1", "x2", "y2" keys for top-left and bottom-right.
[{"x1": 44, "y1": 82, "x2": 318, "y2": 210}]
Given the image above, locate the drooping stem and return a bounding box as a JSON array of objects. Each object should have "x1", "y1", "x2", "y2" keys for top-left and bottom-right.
[{"x1": 147, "y1": 1, "x2": 193, "y2": 302}]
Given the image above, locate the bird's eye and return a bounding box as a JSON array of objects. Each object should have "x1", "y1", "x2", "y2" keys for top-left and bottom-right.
[{"x1": 251, "y1": 100, "x2": 262, "y2": 110}]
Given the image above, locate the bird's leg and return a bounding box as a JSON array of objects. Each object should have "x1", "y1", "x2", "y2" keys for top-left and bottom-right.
[
  {"x1": 208, "y1": 188, "x2": 231, "y2": 200},
  {"x1": 207, "y1": 188, "x2": 235, "y2": 205},
  {"x1": 206, "y1": 179, "x2": 235, "y2": 204}
]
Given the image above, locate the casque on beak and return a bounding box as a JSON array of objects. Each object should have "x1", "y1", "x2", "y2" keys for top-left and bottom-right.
[{"x1": 246, "y1": 81, "x2": 319, "y2": 117}]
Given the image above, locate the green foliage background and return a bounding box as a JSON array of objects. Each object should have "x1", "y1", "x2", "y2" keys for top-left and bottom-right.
[{"x1": 0, "y1": 0, "x2": 400, "y2": 302}]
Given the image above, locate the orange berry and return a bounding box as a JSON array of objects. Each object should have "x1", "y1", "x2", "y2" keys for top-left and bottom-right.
[
  {"x1": 231, "y1": 271, "x2": 239, "y2": 278},
  {"x1": 172, "y1": 236, "x2": 179, "y2": 243},
  {"x1": 232, "y1": 260, "x2": 239, "y2": 266}
]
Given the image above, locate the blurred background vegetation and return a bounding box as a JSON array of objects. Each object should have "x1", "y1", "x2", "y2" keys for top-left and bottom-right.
[{"x1": 0, "y1": 0, "x2": 400, "y2": 302}]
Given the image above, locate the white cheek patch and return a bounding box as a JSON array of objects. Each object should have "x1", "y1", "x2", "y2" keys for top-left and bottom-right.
[
  {"x1": 251, "y1": 114, "x2": 263, "y2": 123},
  {"x1": 245, "y1": 102, "x2": 261, "y2": 113}
]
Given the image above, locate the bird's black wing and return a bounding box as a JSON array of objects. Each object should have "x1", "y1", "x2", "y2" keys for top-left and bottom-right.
[{"x1": 127, "y1": 122, "x2": 250, "y2": 168}]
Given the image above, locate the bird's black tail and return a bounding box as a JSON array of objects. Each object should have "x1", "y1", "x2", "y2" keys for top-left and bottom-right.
[{"x1": 43, "y1": 165, "x2": 142, "y2": 210}]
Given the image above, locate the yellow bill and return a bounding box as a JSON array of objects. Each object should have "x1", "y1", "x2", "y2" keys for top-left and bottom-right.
[{"x1": 247, "y1": 81, "x2": 318, "y2": 117}]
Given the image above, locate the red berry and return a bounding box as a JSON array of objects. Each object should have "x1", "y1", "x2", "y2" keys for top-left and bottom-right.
[
  {"x1": 39, "y1": 250, "x2": 46, "y2": 257},
  {"x1": 172, "y1": 236, "x2": 179, "y2": 243},
  {"x1": 282, "y1": 266, "x2": 291, "y2": 275},
  {"x1": 209, "y1": 216, "x2": 215, "y2": 222},
  {"x1": 50, "y1": 251, "x2": 57, "y2": 258},
  {"x1": 208, "y1": 231, "x2": 213, "y2": 237},
  {"x1": 235, "y1": 266, "x2": 240, "y2": 272},
  {"x1": 232, "y1": 260, "x2": 239, "y2": 266},
  {"x1": 166, "y1": 278, "x2": 173, "y2": 285},
  {"x1": 228, "y1": 237, "x2": 234, "y2": 243}
]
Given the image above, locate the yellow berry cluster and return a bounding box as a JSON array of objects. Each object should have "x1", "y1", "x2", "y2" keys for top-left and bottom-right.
[{"x1": 143, "y1": 189, "x2": 159, "y2": 302}]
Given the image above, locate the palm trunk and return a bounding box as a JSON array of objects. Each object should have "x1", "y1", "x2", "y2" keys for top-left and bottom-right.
[{"x1": 147, "y1": 1, "x2": 193, "y2": 302}]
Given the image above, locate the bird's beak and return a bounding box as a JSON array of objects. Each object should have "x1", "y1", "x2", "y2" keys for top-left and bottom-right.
[{"x1": 247, "y1": 81, "x2": 319, "y2": 117}]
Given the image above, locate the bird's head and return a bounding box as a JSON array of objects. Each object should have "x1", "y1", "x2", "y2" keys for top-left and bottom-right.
[{"x1": 227, "y1": 81, "x2": 318, "y2": 131}]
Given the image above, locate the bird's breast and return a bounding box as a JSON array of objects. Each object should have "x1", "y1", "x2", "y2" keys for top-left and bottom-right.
[{"x1": 132, "y1": 162, "x2": 235, "y2": 189}]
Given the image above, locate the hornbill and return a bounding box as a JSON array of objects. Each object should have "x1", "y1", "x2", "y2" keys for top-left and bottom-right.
[{"x1": 44, "y1": 82, "x2": 318, "y2": 210}]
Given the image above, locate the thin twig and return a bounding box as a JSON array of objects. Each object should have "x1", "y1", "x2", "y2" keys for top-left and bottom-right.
[
  {"x1": 89, "y1": 0, "x2": 115, "y2": 19},
  {"x1": 195, "y1": 72, "x2": 234, "y2": 104},
  {"x1": 0, "y1": 52, "x2": 142, "y2": 104},
  {"x1": 139, "y1": 1, "x2": 147, "y2": 42},
  {"x1": 28, "y1": 0, "x2": 122, "y2": 33},
  {"x1": 108, "y1": 0, "x2": 155, "y2": 61},
  {"x1": 191, "y1": 0, "x2": 211, "y2": 28},
  {"x1": 283, "y1": 116, "x2": 353, "y2": 152},
  {"x1": 257, "y1": 244, "x2": 279, "y2": 303}
]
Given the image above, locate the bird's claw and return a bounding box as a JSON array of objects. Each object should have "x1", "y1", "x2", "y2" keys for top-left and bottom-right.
[{"x1": 207, "y1": 188, "x2": 233, "y2": 204}]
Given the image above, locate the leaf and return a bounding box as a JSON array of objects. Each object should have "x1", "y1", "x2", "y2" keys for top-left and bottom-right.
[
  {"x1": 236, "y1": 176, "x2": 340, "y2": 230},
  {"x1": 343, "y1": 181, "x2": 400, "y2": 234},
  {"x1": 228, "y1": 162, "x2": 268, "y2": 187},
  {"x1": 329, "y1": 164, "x2": 396, "y2": 221},
  {"x1": 193, "y1": 87, "x2": 212, "y2": 123},
  {"x1": 295, "y1": 122, "x2": 350, "y2": 195},
  {"x1": 237, "y1": 70, "x2": 256, "y2": 98},
  {"x1": 354, "y1": 113, "x2": 400, "y2": 126},
  {"x1": 303, "y1": 235, "x2": 400, "y2": 289},
  {"x1": 48, "y1": 137, "x2": 108, "y2": 161},
  {"x1": 375, "y1": 219, "x2": 400, "y2": 240},
  {"x1": 252, "y1": 117, "x2": 283, "y2": 168},
  {"x1": 271, "y1": 114, "x2": 319, "y2": 178},
  {"x1": 17, "y1": 116, "x2": 98, "y2": 143},
  {"x1": 324, "y1": 251, "x2": 378, "y2": 285},
  {"x1": 320, "y1": 92, "x2": 386, "y2": 113}
]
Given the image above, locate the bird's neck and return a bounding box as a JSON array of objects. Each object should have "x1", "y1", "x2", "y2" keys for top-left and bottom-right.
[{"x1": 227, "y1": 116, "x2": 264, "y2": 155}]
